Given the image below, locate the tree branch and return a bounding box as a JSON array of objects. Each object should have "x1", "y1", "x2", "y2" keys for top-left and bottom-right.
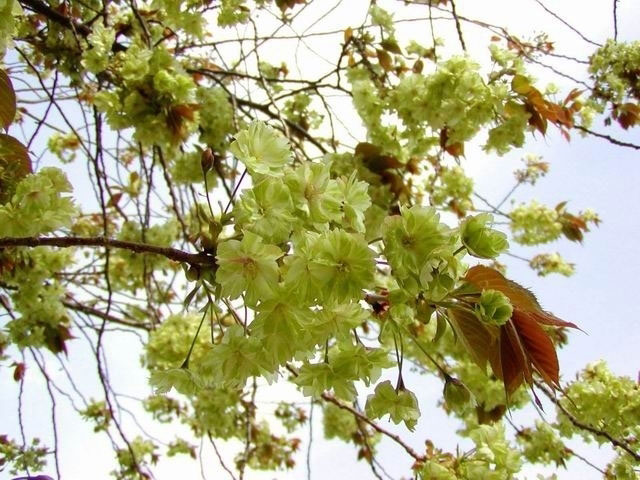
[
  {"x1": 62, "y1": 297, "x2": 153, "y2": 331},
  {"x1": 574, "y1": 125, "x2": 640, "y2": 150},
  {"x1": 535, "y1": 380, "x2": 640, "y2": 462},
  {"x1": 18, "y1": 0, "x2": 127, "y2": 51},
  {"x1": 0, "y1": 236, "x2": 215, "y2": 266},
  {"x1": 320, "y1": 392, "x2": 426, "y2": 462}
]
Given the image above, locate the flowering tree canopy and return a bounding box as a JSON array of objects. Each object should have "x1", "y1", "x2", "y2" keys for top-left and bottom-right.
[{"x1": 1, "y1": 0, "x2": 639, "y2": 479}]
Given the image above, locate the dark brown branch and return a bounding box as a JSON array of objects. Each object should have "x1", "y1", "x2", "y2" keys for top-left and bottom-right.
[
  {"x1": 283, "y1": 363, "x2": 425, "y2": 462},
  {"x1": 0, "y1": 236, "x2": 215, "y2": 266},
  {"x1": 449, "y1": 0, "x2": 467, "y2": 52},
  {"x1": 532, "y1": 0, "x2": 602, "y2": 47},
  {"x1": 574, "y1": 125, "x2": 640, "y2": 150},
  {"x1": 613, "y1": 0, "x2": 619, "y2": 41},
  {"x1": 320, "y1": 392, "x2": 426, "y2": 462},
  {"x1": 62, "y1": 297, "x2": 153, "y2": 331},
  {"x1": 18, "y1": 0, "x2": 127, "y2": 51},
  {"x1": 236, "y1": 96, "x2": 328, "y2": 154},
  {"x1": 19, "y1": 0, "x2": 91, "y2": 35}
]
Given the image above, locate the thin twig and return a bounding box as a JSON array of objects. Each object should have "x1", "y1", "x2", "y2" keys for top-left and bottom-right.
[
  {"x1": 535, "y1": 380, "x2": 640, "y2": 462},
  {"x1": 574, "y1": 125, "x2": 640, "y2": 150},
  {"x1": 320, "y1": 392, "x2": 425, "y2": 462},
  {"x1": 449, "y1": 0, "x2": 467, "y2": 52}
]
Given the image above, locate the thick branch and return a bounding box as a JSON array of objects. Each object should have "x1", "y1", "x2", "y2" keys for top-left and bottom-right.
[
  {"x1": 0, "y1": 236, "x2": 214, "y2": 266},
  {"x1": 19, "y1": 0, "x2": 127, "y2": 51},
  {"x1": 19, "y1": 0, "x2": 91, "y2": 35}
]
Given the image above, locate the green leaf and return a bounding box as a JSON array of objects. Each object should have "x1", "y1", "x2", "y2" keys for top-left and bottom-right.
[
  {"x1": 183, "y1": 283, "x2": 201, "y2": 309},
  {"x1": 330, "y1": 343, "x2": 392, "y2": 387},
  {"x1": 511, "y1": 74, "x2": 532, "y2": 95},
  {"x1": 0, "y1": 69, "x2": 16, "y2": 129}
]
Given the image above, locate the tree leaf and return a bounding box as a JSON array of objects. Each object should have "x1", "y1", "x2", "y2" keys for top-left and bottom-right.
[
  {"x1": 381, "y1": 39, "x2": 402, "y2": 55},
  {"x1": 376, "y1": 49, "x2": 393, "y2": 71},
  {"x1": 465, "y1": 265, "x2": 538, "y2": 310},
  {"x1": 511, "y1": 310, "x2": 560, "y2": 387},
  {"x1": 12, "y1": 362, "x2": 25, "y2": 382},
  {"x1": 512, "y1": 74, "x2": 532, "y2": 95},
  {"x1": 466, "y1": 265, "x2": 578, "y2": 329},
  {"x1": 344, "y1": 26, "x2": 353, "y2": 43},
  {"x1": 0, "y1": 133, "x2": 32, "y2": 204},
  {"x1": 0, "y1": 70, "x2": 16, "y2": 130},
  {"x1": 497, "y1": 325, "x2": 526, "y2": 395},
  {"x1": 447, "y1": 307, "x2": 498, "y2": 368}
]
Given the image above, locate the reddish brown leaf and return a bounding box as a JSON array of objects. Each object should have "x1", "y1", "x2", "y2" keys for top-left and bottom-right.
[
  {"x1": 44, "y1": 324, "x2": 74, "y2": 355},
  {"x1": 171, "y1": 103, "x2": 199, "y2": 121},
  {"x1": 355, "y1": 141, "x2": 382, "y2": 159},
  {"x1": 464, "y1": 265, "x2": 575, "y2": 395},
  {"x1": 376, "y1": 49, "x2": 393, "y2": 72},
  {"x1": 107, "y1": 192, "x2": 123, "y2": 208},
  {"x1": 448, "y1": 308, "x2": 499, "y2": 369},
  {"x1": 511, "y1": 310, "x2": 560, "y2": 387},
  {"x1": 0, "y1": 133, "x2": 32, "y2": 204},
  {"x1": 13, "y1": 362, "x2": 26, "y2": 382},
  {"x1": 355, "y1": 142, "x2": 404, "y2": 172},
  {"x1": 559, "y1": 126, "x2": 571, "y2": 142},
  {"x1": 563, "y1": 88, "x2": 583, "y2": 106},
  {"x1": 465, "y1": 265, "x2": 542, "y2": 313},
  {"x1": 615, "y1": 103, "x2": 640, "y2": 130},
  {"x1": 476, "y1": 403, "x2": 507, "y2": 424},
  {"x1": 275, "y1": 0, "x2": 305, "y2": 13},
  {"x1": 438, "y1": 128, "x2": 464, "y2": 157},
  {"x1": 529, "y1": 311, "x2": 578, "y2": 329},
  {"x1": 445, "y1": 141, "x2": 464, "y2": 157},
  {"x1": 498, "y1": 325, "x2": 526, "y2": 394},
  {"x1": 381, "y1": 39, "x2": 403, "y2": 55},
  {"x1": 465, "y1": 266, "x2": 577, "y2": 329},
  {"x1": 558, "y1": 210, "x2": 588, "y2": 243},
  {"x1": 526, "y1": 103, "x2": 548, "y2": 135},
  {"x1": 0, "y1": 70, "x2": 16, "y2": 130}
]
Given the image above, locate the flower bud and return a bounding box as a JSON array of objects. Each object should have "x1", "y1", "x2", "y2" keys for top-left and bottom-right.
[
  {"x1": 475, "y1": 289, "x2": 513, "y2": 326},
  {"x1": 460, "y1": 213, "x2": 508, "y2": 259},
  {"x1": 200, "y1": 147, "x2": 215, "y2": 174},
  {"x1": 443, "y1": 376, "x2": 472, "y2": 408}
]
